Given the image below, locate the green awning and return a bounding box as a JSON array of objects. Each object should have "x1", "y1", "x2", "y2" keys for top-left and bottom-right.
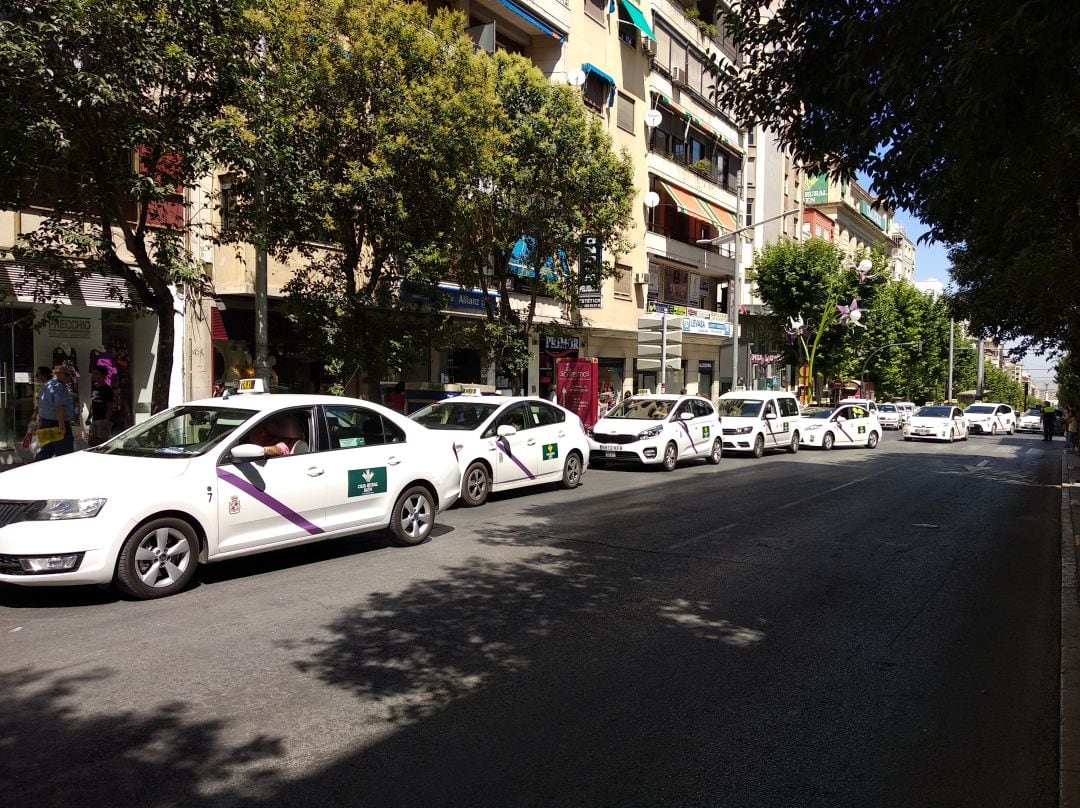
[{"x1": 619, "y1": 0, "x2": 655, "y2": 41}]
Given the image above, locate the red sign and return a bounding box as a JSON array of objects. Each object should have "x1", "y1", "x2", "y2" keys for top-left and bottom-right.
[{"x1": 556, "y1": 357, "x2": 599, "y2": 428}]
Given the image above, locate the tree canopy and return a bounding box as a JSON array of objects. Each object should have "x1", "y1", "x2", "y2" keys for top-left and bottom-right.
[
  {"x1": 0, "y1": 0, "x2": 262, "y2": 411},
  {"x1": 712, "y1": 1, "x2": 1080, "y2": 358}
]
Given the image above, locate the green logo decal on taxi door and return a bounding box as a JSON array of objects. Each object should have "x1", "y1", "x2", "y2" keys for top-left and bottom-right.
[
  {"x1": 543, "y1": 443, "x2": 559, "y2": 460},
  {"x1": 702, "y1": 425, "x2": 711, "y2": 439},
  {"x1": 348, "y1": 467, "x2": 387, "y2": 497}
]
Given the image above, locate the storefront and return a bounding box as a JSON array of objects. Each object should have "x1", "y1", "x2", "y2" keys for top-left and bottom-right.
[{"x1": 0, "y1": 260, "x2": 176, "y2": 464}]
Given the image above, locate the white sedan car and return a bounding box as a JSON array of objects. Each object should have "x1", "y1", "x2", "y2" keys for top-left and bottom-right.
[
  {"x1": 410, "y1": 396, "x2": 587, "y2": 507},
  {"x1": 964, "y1": 403, "x2": 1015, "y2": 435},
  {"x1": 587, "y1": 394, "x2": 722, "y2": 471},
  {"x1": 0, "y1": 393, "x2": 461, "y2": 599},
  {"x1": 800, "y1": 404, "x2": 882, "y2": 449},
  {"x1": 903, "y1": 405, "x2": 969, "y2": 442},
  {"x1": 877, "y1": 403, "x2": 903, "y2": 430}
]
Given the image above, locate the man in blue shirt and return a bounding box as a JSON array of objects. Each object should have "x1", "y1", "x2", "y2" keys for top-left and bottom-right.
[{"x1": 35, "y1": 364, "x2": 76, "y2": 461}]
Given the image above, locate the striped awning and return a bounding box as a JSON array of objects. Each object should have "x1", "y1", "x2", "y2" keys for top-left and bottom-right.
[
  {"x1": 210, "y1": 306, "x2": 229, "y2": 341},
  {"x1": 0, "y1": 259, "x2": 132, "y2": 309},
  {"x1": 656, "y1": 180, "x2": 736, "y2": 231}
]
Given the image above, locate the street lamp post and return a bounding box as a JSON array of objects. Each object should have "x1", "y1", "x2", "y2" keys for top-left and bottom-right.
[
  {"x1": 696, "y1": 206, "x2": 803, "y2": 392},
  {"x1": 859, "y1": 340, "x2": 923, "y2": 398}
]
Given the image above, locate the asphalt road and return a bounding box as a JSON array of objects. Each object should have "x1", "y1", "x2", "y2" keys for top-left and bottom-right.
[{"x1": 0, "y1": 429, "x2": 1062, "y2": 808}]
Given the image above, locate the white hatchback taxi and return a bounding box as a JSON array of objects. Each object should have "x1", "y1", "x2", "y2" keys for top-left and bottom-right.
[
  {"x1": 964, "y1": 402, "x2": 1016, "y2": 435},
  {"x1": 800, "y1": 404, "x2": 882, "y2": 449},
  {"x1": 715, "y1": 391, "x2": 803, "y2": 457},
  {"x1": 587, "y1": 394, "x2": 722, "y2": 471},
  {"x1": 0, "y1": 390, "x2": 461, "y2": 599},
  {"x1": 410, "y1": 396, "x2": 588, "y2": 507},
  {"x1": 903, "y1": 404, "x2": 969, "y2": 442}
]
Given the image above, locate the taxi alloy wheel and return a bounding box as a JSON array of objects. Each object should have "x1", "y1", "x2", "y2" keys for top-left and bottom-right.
[
  {"x1": 821, "y1": 432, "x2": 835, "y2": 451},
  {"x1": 991, "y1": 423, "x2": 998, "y2": 436},
  {"x1": 752, "y1": 434, "x2": 766, "y2": 458},
  {"x1": 461, "y1": 461, "x2": 490, "y2": 507},
  {"x1": 707, "y1": 438, "x2": 723, "y2": 464},
  {"x1": 661, "y1": 441, "x2": 679, "y2": 471},
  {"x1": 116, "y1": 517, "x2": 199, "y2": 600},
  {"x1": 867, "y1": 431, "x2": 879, "y2": 449},
  {"x1": 389, "y1": 485, "x2": 434, "y2": 547},
  {"x1": 787, "y1": 432, "x2": 800, "y2": 454},
  {"x1": 561, "y1": 452, "x2": 583, "y2": 489}
]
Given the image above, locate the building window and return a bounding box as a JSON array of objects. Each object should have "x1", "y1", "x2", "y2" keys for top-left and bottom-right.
[
  {"x1": 744, "y1": 199, "x2": 753, "y2": 228},
  {"x1": 614, "y1": 263, "x2": 632, "y2": 299},
  {"x1": 747, "y1": 129, "x2": 755, "y2": 147},
  {"x1": 655, "y1": 25, "x2": 671, "y2": 71},
  {"x1": 617, "y1": 93, "x2": 635, "y2": 133},
  {"x1": 583, "y1": 73, "x2": 611, "y2": 111},
  {"x1": 585, "y1": 0, "x2": 606, "y2": 24},
  {"x1": 617, "y1": 2, "x2": 638, "y2": 47}
]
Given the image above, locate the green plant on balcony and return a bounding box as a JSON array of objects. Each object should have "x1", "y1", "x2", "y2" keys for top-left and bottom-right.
[
  {"x1": 680, "y1": 5, "x2": 717, "y2": 39},
  {"x1": 689, "y1": 158, "x2": 713, "y2": 178}
]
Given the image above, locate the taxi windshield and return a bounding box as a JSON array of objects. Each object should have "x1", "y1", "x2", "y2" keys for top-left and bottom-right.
[
  {"x1": 716, "y1": 398, "x2": 763, "y2": 418},
  {"x1": 605, "y1": 399, "x2": 673, "y2": 420},
  {"x1": 92, "y1": 406, "x2": 257, "y2": 458},
  {"x1": 410, "y1": 401, "x2": 501, "y2": 431},
  {"x1": 879, "y1": 404, "x2": 898, "y2": 412},
  {"x1": 916, "y1": 406, "x2": 952, "y2": 418},
  {"x1": 803, "y1": 407, "x2": 836, "y2": 420},
  {"x1": 966, "y1": 405, "x2": 994, "y2": 414}
]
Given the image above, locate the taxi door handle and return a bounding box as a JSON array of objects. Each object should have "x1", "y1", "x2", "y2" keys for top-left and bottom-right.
[
  {"x1": 387, "y1": 456, "x2": 402, "y2": 466},
  {"x1": 307, "y1": 467, "x2": 325, "y2": 477},
  {"x1": 557, "y1": 431, "x2": 566, "y2": 438},
  {"x1": 526, "y1": 439, "x2": 537, "y2": 446}
]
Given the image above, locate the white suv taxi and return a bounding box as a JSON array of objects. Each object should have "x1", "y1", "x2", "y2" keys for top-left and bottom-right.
[
  {"x1": 0, "y1": 391, "x2": 461, "y2": 599},
  {"x1": 588, "y1": 394, "x2": 722, "y2": 471},
  {"x1": 715, "y1": 391, "x2": 802, "y2": 458}
]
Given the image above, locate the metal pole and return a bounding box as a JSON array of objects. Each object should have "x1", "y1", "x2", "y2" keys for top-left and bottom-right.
[
  {"x1": 731, "y1": 170, "x2": 742, "y2": 390},
  {"x1": 660, "y1": 312, "x2": 667, "y2": 393},
  {"x1": 253, "y1": 35, "x2": 271, "y2": 389},
  {"x1": 947, "y1": 319, "x2": 954, "y2": 402},
  {"x1": 975, "y1": 338, "x2": 984, "y2": 401}
]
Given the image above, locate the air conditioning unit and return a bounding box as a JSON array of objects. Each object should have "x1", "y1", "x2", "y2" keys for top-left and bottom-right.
[
  {"x1": 641, "y1": 37, "x2": 657, "y2": 57},
  {"x1": 632, "y1": 271, "x2": 649, "y2": 285},
  {"x1": 671, "y1": 66, "x2": 687, "y2": 87}
]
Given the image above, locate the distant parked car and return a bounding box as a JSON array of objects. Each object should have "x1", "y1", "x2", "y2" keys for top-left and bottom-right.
[
  {"x1": 964, "y1": 403, "x2": 1015, "y2": 435},
  {"x1": 1018, "y1": 407, "x2": 1043, "y2": 433},
  {"x1": 800, "y1": 404, "x2": 882, "y2": 449}
]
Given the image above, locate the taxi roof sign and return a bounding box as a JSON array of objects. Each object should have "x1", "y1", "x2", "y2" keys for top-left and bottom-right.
[{"x1": 235, "y1": 378, "x2": 267, "y2": 394}]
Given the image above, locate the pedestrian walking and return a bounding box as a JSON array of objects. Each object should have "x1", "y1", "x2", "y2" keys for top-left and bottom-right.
[
  {"x1": 1068, "y1": 408, "x2": 1079, "y2": 454},
  {"x1": 34, "y1": 364, "x2": 76, "y2": 461},
  {"x1": 1042, "y1": 401, "x2": 1056, "y2": 441}
]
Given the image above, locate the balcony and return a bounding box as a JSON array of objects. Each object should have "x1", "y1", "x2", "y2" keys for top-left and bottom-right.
[{"x1": 645, "y1": 225, "x2": 734, "y2": 276}]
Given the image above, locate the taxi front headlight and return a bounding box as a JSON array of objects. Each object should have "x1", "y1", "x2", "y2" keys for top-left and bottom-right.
[
  {"x1": 733, "y1": 426, "x2": 754, "y2": 434},
  {"x1": 637, "y1": 425, "x2": 664, "y2": 440},
  {"x1": 25, "y1": 498, "x2": 107, "y2": 521}
]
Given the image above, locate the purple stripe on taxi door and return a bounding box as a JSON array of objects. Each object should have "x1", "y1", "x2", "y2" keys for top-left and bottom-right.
[
  {"x1": 677, "y1": 420, "x2": 700, "y2": 453},
  {"x1": 216, "y1": 468, "x2": 324, "y2": 535},
  {"x1": 495, "y1": 438, "x2": 535, "y2": 479}
]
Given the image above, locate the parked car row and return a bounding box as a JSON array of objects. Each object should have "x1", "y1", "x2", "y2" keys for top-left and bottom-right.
[{"x1": 0, "y1": 385, "x2": 1031, "y2": 600}]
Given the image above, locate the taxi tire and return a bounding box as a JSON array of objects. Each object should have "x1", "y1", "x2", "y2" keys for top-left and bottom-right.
[
  {"x1": 787, "y1": 432, "x2": 800, "y2": 454},
  {"x1": 707, "y1": 438, "x2": 723, "y2": 464},
  {"x1": 867, "y1": 431, "x2": 879, "y2": 449},
  {"x1": 661, "y1": 441, "x2": 679, "y2": 471},
  {"x1": 461, "y1": 461, "x2": 490, "y2": 507},
  {"x1": 388, "y1": 485, "x2": 434, "y2": 547},
  {"x1": 560, "y1": 452, "x2": 583, "y2": 489},
  {"x1": 115, "y1": 517, "x2": 199, "y2": 600},
  {"x1": 752, "y1": 434, "x2": 766, "y2": 458},
  {"x1": 821, "y1": 432, "x2": 835, "y2": 451}
]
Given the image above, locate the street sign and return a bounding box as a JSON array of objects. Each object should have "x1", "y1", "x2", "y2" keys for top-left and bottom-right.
[{"x1": 637, "y1": 315, "x2": 683, "y2": 371}]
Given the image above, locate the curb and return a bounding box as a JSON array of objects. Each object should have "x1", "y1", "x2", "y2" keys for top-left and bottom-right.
[{"x1": 1061, "y1": 452, "x2": 1080, "y2": 806}]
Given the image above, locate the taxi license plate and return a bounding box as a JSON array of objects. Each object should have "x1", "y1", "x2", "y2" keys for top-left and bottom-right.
[{"x1": 600, "y1": 444, "x2": 620, "y2": 453}]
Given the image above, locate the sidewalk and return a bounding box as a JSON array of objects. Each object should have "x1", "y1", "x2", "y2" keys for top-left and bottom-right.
[{"x1": 1061, "y1": 451, "x2": 1080, "y2": 806}]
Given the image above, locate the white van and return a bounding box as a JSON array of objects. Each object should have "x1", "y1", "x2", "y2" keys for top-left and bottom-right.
[{"x1": 715, "y1": 391, "x2": 802, "y2": 458}]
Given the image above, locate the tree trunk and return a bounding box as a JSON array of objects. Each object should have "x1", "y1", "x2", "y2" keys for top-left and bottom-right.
[{"x1": 150, "y1": 300, "x2": 175, "y2": 414}]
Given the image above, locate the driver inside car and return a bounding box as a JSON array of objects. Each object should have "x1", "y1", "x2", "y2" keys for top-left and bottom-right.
[{"x1": 246, "y1": 414, "x2": 309, "y2": 457}]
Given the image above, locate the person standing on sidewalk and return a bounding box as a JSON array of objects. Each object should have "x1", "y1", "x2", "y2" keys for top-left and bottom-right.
[
  {"x1": 35, "y1": 364, "x2": 75, "y2": 461},
  {"x1": 1068, "y1": 407, "x2": 1079, "y2": 454},
  {"x1": 87, "y1": 365, "x2": 114, "y2": 447},
  {"x1": 1042, "y1": 400, "x2": 1056, "y2": 442}
]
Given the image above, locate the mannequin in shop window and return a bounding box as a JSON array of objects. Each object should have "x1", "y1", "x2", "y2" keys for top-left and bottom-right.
[{"x1": 87, "y1": 365, "x2": 114, "y2": 447}]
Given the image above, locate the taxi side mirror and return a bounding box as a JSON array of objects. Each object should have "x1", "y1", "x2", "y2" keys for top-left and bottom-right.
[
  {"x1": 764, "y1": 412, "x2": 777, "y2": 420},
  {"x1": 230, "y1": 443, "x2": 266, "y2": 462},
  {"x1": 497, "y1": 424, "x2": 517, "y2": 437},
  {"x1": 679, "y1": 412, "x2": 694, "y2": 421}
]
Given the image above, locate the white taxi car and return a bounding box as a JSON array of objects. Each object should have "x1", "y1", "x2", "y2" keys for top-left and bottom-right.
[
  {"x1": 587, "y1": 394, "x2": 721, "y2": 471},
  {"x1": 876, "y1": 403, "x2": 903, "y2": 430},
  {"x1": 715, "y1": 391, "x2": 802, "y2": 457},
  {"x1": 964, "y1": 402, "x2": 1015, "y2": 435},
  {"x1": 903, "y1": 404, "x2": 969, "y2": 442},
  {"x1": 0, "y1": 391, "x2": 461, "y2": 599},
  {"x1": 800, "y1": 404, "x2": 882, "y2": 449},
  {"x1": 410, "y1": 396, "x2": 587, "y2": 507},
  {"x1": 1018, "y1": 406, "x2": 1044, "y2": 433}
]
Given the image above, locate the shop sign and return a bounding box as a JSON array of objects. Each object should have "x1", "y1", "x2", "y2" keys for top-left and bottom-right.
[
  {"x1": 803, "y1": 173, "x2": 830, "y2": 204},
  {"x1": 555, "y1": 357, "x2": 599, "y2": 428},
  {"x1": 577, "y1": 295, "x2": 602, "y2": 309},
  {"x1": 543, "y1": 335, "x2": 580, "y2": 352},
  {"x1": 682, "y1": 316, "x2": 732, "y2": 338},
  {"x1": 47, "y1": 316, "x2": 92, "y2": 339},
  {"x1": 698, "y1": 361, "x2": 713, "y2": 372},
  {"x1": 751, "y1": 352, "x2": 785, "y2": 366}
]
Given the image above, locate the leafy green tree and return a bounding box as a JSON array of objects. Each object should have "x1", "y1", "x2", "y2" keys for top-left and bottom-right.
[
  {"x1": 0, "y1": 0, "x2": 261, "y2": 411},
  {"x1": 709, "y1": 1, "x2": 1080, "y2": 357},
  {"x1": 1057, "y1": 356, "x2": 1080, "y2": 409},
  {"x1": 224, "y1": 0, "x2": 498, "y2": 398},
  {"x1": 450, "y1": 52, "x2": 635, "y2": 391}
]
